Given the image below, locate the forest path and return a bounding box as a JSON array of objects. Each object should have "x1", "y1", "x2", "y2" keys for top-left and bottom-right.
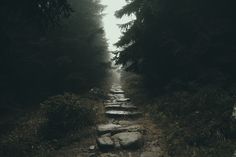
[
  {"x1": 93, "y1": 83, "x2": 165, "y2": 157},
  {"x1": 44, "y1": 81, "x2": 166, "y2": 157}
]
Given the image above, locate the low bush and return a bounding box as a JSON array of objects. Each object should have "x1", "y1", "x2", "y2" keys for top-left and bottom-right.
[{"x1": 40, "y1": 93, "x2": 95, "y2": 140}]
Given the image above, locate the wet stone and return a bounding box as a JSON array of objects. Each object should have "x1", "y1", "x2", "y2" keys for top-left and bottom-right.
[
  {"x1": 97, "y1": 136, "x2": 114, "y2": 150},
  {"x1": 105, "y1": 110, "x2": 142, "y2": 118},
  {"x1": 112, "y1": 132, "x2": 144, "y2": 149}
]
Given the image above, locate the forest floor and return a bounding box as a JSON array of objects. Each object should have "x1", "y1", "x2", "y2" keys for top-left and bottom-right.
[
  {"x1": 0, "y1": 71, "x2": 235, "y2": 157},
  {"x1": 37, "y1": 79, "x2": 168, "y2": 157}
]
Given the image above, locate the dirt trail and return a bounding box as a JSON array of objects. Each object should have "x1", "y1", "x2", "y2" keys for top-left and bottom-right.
[{"x1": 44, "y1": 82, "x2": 166, "y2": 157}]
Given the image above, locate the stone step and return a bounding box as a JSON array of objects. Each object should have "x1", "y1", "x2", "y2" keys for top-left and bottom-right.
[
  {"x1": 105, "y1": 104, "x2": 138, "y2": 111},
  {"x1": 96, "y1": 136, "x2": 114, "y2": 150},
  {"x1": 116, "y1": 98, "x2": 131, "y2": 102},
  {"x1": 108, "y1": 93, "x2": 125, "y2": 100},
  {"x1": 97, "y1": 132, "x2": 143, "y2": 150},
  {"x1": 105, "y1": 110, "x2": 142, "y2": 118},
  {"x1": 112, "y1": 132, "x2": 144, "y2": 149},
  {"x1": 110, "y1": 89, "x2": 125, "y2": 94},
  {"x1": 97, "y1": 124, "x2": 144, "y2": 135},
  {"x1": 111, "y1": 85, "x2": 122, "y2": 89}
]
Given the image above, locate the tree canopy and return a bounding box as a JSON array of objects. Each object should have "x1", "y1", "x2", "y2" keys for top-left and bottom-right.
[
  {"x1": 0, "y1": 0, "x2": 109, "y2": 106},
  {"x1": 115, "y1": 0, "x2": 236, "y2": 87}
]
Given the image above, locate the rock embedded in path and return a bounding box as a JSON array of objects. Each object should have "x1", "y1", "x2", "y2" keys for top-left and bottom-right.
[
  {"x1": 105, "y1": 104, "x2": 138, "y2": 111},
  {"x1": 105, "y1": 110, "x2": 142, "y2": 118},
  {"x1": 97, "y1": 124, "x2": 122, "y2": 135},
  {"x1": 112, "y1": 132, "x2": 144, "y2": 149},
  {"x1": 110, "y1": 89, "x2": 125, "y2": 94},
  {"x1": 104, "y1": 102, "x2": 123, "y2": 106},
  {"x1": 97, "y1": 136, "x2": 114, "y2": 150},
  {"x1": 97, "y1": 124, "x2": 144, "y2": 135},
  {"x1": 116, "y1": 98, "x2": 131, "y2": 102}
]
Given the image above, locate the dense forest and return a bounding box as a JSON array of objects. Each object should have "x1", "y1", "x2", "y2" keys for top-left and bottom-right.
[
  {"x1": 0, "y1": 0, "x2": 235, "y2": 156},
  {"x1": 116, "y1": 0, "x2": 236, "y2": 156},
  {"x1": 0, "y1": 0, "x2": 109, "y2": 110}
]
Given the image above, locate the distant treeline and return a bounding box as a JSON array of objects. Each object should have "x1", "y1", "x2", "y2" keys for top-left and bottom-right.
[
  {"x1": 0, "y1": 0, "x2": 109, "y2": 107},
  {"x1": 115, "y1": 0, "x2": 236, "y2": 87}
]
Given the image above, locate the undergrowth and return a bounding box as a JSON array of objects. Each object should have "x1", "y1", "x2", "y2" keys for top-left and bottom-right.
[
  {"x1": 122, "y1": 72, "x2": 236, "y2": 157},
  {"x1": 0, "y1": 93, "x2": 97, "y2": 157}
]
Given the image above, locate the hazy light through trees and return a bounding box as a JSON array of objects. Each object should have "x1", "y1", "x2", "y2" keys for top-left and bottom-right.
[{"x1": 100, "y1": 0, "x2": 134, "y2": 53}]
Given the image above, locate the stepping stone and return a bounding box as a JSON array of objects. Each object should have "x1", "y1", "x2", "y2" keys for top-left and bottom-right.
[
  {"x1": 110, "y1": 89, "x2": 125, "y2": 94},
  {"x1": 97, "y1": 124, "x2": 144, "y2": 135},
  {"x1": 116, "y1": 98, "x2": 130, "y2": 102},
  {"x1": 112, "y1": 120, "x2": 136, "y2": 125},
  {"x1": 105, "y1": 104, "x2": 137, "y2": 111},
  {"x1": 97, "y1": 124, "x2": 122, "y2": 135},
  {"x1": 104, "y1": 102, "x2": 123, "y2": 105},
  {"x1": 105, "y1": 110, "x2": 142, "y2": 118},
  {"x1": 112, "y1": 132, "x2": 144, "y2": 149},
  {"x1": 111, "y1": 85, "x2": 122, "y2": 89},
  {"x1": 97, "y1": 136, "x2": 114, "y2": 150}
]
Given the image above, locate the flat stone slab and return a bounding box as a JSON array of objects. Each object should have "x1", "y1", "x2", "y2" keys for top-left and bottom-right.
[
  {"x1": 97, "y1": 124, "x2": 122, "y2": 135},
  {"x1": 110, "y1": 89, "x2": 125, "y2": 94},
  {"x1": 105, "y1": 110, "x2": 142, "y2": 118},
  {"x1": 116, "y1": 98, "x2": 130, "y2": 102},
  {"x1": 112, "y1": 132, "x2": 144, "y2": 149},
  {"x1": 105, "y1": 104, "x2": 137, "y2": 111},
  {"x1": 104, "y1": 102, "x2": 123, "y2": 105},
  {"x1": 97, "y1": 136, "x2": 114, "y2": 150},
  {"x1": 97, "y1": 124, "x2": 144, "y2": 135}
]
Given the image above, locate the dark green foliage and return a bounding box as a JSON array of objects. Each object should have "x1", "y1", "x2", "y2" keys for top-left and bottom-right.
[
  {"x1": 115, "y1": 0, "x2": 236, "y2": 87},
  {"x1": 0, "y1": 0, "x2": 109, "y2": 109},
  {"x1": 40, "y1": 93, "x2": 95, "y2": 139},
  {"x1": 117, "y1": 1, "x2": 236, "y2": 154}
]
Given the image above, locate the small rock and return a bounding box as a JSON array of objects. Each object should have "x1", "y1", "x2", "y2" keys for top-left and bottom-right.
[
  {"x1": 112, "y1": 132, "x2": 144, "y2": 149},
  {"x1": 97, "y1": 136, "x2": 114, "y2": 150},
  {"x1": 89, "y1": 145, "x2": 96, "y2": 151}
]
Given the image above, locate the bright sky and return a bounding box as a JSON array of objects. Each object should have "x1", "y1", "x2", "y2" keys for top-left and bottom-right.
[{"x1": 100, "y1": 0, "x2": 133, "y2": 52}]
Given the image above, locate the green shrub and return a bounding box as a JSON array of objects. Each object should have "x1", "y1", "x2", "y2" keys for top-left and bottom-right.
[{"x1": 40, "y1": 93, "x2": 95, "y2": 140}]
